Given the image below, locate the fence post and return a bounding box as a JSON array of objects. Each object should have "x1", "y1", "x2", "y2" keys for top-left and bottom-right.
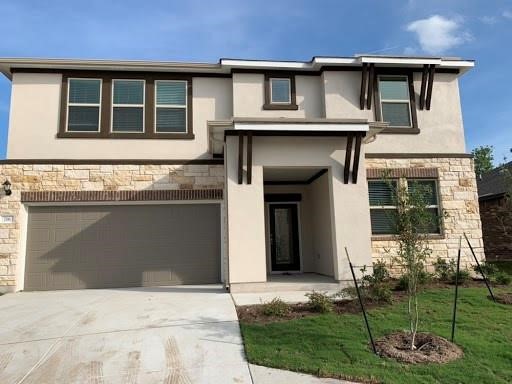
[
  {"x1": 463, "y1": 233, "x2": 496, "y2": 302},
  {"x1": 451, "y1": 237, "x2": 462, "y2": 342},
  {"x1": 344, "y1": 247, "x2": 377, "y2": 355}
]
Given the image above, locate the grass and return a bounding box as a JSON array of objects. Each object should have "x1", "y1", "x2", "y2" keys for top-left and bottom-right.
[{"x1": 240, "y1": 287, "x2": 512, "y2": 384}]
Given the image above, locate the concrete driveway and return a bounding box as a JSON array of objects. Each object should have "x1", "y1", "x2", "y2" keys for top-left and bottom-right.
[{"x1": 0, "y1": 285, "x2": 252, "y2": 384}]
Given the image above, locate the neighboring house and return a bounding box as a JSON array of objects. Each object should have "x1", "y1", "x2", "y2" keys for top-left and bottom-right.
[
  {"x1": 477, "y1": 162, "x2": 512, "y2": 260},
  {"x1": 0, "y1": 55, "x2": 484, "y2": 293}
]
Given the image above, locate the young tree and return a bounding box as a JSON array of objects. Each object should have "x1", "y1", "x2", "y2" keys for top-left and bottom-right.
[
  {"x1": 472, "y1": 145, "x2": 494, "y2": 177},
  {"x1": 386, "y1": 178, "x2": 436, "y2": 350}
]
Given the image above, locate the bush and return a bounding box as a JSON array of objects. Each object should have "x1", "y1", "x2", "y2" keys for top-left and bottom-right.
[
  {"x1": 368, "y1": 284, "x2": 392, "y2": 303},
  {"x1": 449, "y1": 269, "x2": 471, "y2": 284},
  {"x1": 305, "y1": 291, "x2": 334, "y2": 313},
  {"x1": 433, "y1": 257, "x2": 456, "y2": 282},
  {"x1": 395, "y1": 267, "x2": 433, "y2": 290},
  {"x1": 473, "y1": 262, "x2": 498, "y2": 277},
  {"x1": 261, "y1": 297, "x2": 291, "y2": 317},
  {"x1": 493, "y1": 271, "x2": 512, "y2": 286}
]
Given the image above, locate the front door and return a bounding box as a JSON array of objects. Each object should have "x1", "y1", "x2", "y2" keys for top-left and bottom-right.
[{"x1": 269, "y1": 203, "x2": 300, "y2": 271}]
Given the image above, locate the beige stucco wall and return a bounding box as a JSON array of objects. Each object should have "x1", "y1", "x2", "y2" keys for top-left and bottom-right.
[
  {"x1": 0, "y1": 163, "x2": 225, "y2": 292},
  {"x1": 225, "y1": 135, "x2": 372, "y2": 284},
  {"x1": 232, "y1": 73, "x2": 323, "y2": 118},
  {"x1": 6, "y1": 73, "x2": 233, "y2": 159},
  {"x1": 323, "y1": 71, "x2": 466, "y2": 154},
  {"x1": 366, "y1": 157, "x2": 484, "y2": 273}
]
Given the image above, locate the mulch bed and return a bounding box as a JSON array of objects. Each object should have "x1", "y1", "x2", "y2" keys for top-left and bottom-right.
[
  {"x1": 492, "y1": 293, "x2": 512, "y2": 305},
  {"x1": 375, "y1": 332, "x2": 463, "y2": 364},
  {"x1": 237, "y1": 296, "x2": 399, "y2": 324}
]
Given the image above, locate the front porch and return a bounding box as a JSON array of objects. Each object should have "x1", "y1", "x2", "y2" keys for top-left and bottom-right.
[{"x1": 230, "y1": 273, "x2": 350, "y2": 305}]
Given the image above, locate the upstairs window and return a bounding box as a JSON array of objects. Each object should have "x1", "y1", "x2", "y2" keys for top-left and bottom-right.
[
  {"x1": 112, "y1": 79, "x2": 145, "y2": 133},
  {"x1": 67, "y1": 78, "x2": 101, "y2": 132},
  {"x1": 270, "y1": 78, "x2": 291, "y2": 104},
  {"x1": 378, "y1": 76, "x2": 412, "y2": 127},
  {"x1": 155, "y1": 80, "x2": 187, "y2": 133}
]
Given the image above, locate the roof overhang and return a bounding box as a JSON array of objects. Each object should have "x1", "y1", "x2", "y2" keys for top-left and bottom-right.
[
  {"x1": 0, "y1": 55, "x2": 475, "y2": 80},
  {"x1": 207, "y1": 118, "x2": 387, "y2": 156}
]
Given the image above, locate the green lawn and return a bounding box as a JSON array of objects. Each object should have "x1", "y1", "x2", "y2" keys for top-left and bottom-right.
[{"x1": 240, "y1": 288, "x2": 512, "y2": 384}]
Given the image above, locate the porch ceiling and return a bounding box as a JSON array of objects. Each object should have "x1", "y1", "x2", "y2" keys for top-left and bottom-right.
[{"x1": 264, "y1": 167, "x2": 325, "y2": 183}]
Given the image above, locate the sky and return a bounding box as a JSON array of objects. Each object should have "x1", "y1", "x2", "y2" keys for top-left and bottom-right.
[{"x1": 0, "y1": 0, "x2": 510, "y2": 162}]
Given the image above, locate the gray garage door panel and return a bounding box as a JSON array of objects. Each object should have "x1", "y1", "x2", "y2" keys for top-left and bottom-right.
[{"x1": 25, "y1": 204, "x2": 221, "y2": 291}]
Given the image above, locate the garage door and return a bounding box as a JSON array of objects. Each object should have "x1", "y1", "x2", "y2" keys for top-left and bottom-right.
[{"x1": 24, "y1": 204, "x2": 221, "y2": 291}]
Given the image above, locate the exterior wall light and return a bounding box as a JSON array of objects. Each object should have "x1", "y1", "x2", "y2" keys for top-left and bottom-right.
[{"x1": 2, "y1": 180, "x2": 12, "y2": 196}]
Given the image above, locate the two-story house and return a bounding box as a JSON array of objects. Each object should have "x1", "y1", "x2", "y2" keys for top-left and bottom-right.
[{"x1": 0, "y1": 55, "x2": 484, "y2": 292}]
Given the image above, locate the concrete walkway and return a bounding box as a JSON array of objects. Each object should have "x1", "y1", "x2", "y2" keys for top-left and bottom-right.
[
  {"x1": 250, "y1": 364, "x2": 357, "y2": 384},
  {"x1": 0, "y1": 286, "x2": 252, "y2": 384}
]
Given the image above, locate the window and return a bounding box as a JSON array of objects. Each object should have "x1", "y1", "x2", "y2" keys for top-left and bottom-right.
[
  {"x1": 270, "y1": 78, "x2": 291, "y2": 104},
  {"x1": 155, "y1": 81, "x2": 187, "y2": 133},
  {"x1": 368, "y1": 179, "x2": 441, "y2": 235},
  {"x1": 112, "y1": 80, "x2": 145, "y2": 132},
  {"x1": 408, "y1": 179, "x2": 441, "y2": 234},
  {"x1": 378, "y1": 76, "x2": 412, "y2": 127},
  {"x1": 368, "y1": 180, "x2": 398, "y2": 235},
  {"x1": 67, "y1": 78, "x2": 101, "y2": 132}
]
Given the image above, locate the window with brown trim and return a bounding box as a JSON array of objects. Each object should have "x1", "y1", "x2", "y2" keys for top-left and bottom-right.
[
  {"x1": 373, "y1": 72, "x2": 419, "y2": 134},
  {"x1": 58, "y1": 71, "x2": 194, "y2": 139},
  {"x1": 263, "y1": 73, "x2": 298, "y2": 110}
]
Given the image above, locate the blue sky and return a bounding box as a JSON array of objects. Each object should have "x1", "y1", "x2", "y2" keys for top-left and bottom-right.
[{"x1": 0, "y1": 0, "x2": 510, "y2": 162}]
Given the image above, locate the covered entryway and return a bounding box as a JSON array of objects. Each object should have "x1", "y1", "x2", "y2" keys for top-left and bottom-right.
[{"x1": 24, "y1": 204, "x2": 221, "y2": 291}]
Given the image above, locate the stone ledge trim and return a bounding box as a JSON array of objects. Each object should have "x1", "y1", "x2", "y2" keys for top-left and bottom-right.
[
  {"x1": 21, "y1": 189, "x2": 223, "y2": 203},
  {"x1": 367, "y1": 167, "x2": 439, "y2": 179}
]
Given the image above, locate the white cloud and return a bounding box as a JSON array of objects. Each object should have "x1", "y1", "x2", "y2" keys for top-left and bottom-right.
[
  {"x1": 503, "y1": 11, "x2": 512, "y2": 19},
  {"x1": 406, "y1": 15, "x2": 472, "y2": 54}
]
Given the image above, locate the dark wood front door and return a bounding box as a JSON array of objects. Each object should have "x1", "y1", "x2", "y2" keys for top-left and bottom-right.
[{"x1": 269, "y1": 203, "x2": 300, "y2": 271}]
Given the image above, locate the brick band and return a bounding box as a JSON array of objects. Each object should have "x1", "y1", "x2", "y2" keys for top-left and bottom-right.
[
  {"x1": 21, "y1": 189, "x2": 223, "y2": 203},
  {"x1": 366, "y1": 167, "x2": 439, "y2": 179}
]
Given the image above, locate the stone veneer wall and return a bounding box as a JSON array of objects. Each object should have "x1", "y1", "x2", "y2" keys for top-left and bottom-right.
[
  {"x1": 0, "y1": 163, "x2": 224, "y2": 292},
  {"x1": 365, "y1": 157, "x2": 485, "y2": 274}
]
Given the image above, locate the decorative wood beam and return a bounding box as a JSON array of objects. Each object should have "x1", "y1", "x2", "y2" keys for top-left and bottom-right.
[
  {"x1": 426, "y1": 64, "x2": 435, "y2": 110},
  {"x1": 307, "y1": 168, "x2": 328, "y2": 184},
  {"x1": 359, "y1": 63, "x2": 368, "y2": 110},
  {"x1": 344, "y1": 134, "x2": 354, "y2": 184},
  {"x1": 246, "y1": 131, "x2": 253, "y2": 184},
  {"x1": 419, "y1": 64, "x2": 428, "y2": 110},
  {"x1": 366, "y1": 64, "x2": 375, "y2": 110},
  {"x1": 238, "y1": 132, "x2": 244, "y2": 184},
  {"x1": 352, "y1": 133, "x2": 362, "y2": 184}
]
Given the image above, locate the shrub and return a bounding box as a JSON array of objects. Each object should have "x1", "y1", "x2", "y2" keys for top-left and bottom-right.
[
  {"x1": 473, "y1": 262, "x2": 498, "y2": 277},
  {"x1": 449, "y1": 269, "x2": 471, "y2": 284},
  {"x1": 305, "y1": 291, "x2": 334, "y2": 313},
  {"x1": 261, "y1": 297, "x2": 291, "y2": 317},
  {"x1": 371, "y1": 260, "x2": 390, "y2": 283},
  {"x1": 395, "y1": 265, "x2": 432, "y2": 290},
  {"x1": 433, "y1": 257, "x2": 455, "y2": 282},
  {"x1": 368, "y1": 284, "x2": 393, "y2": 303},
  {"x1": 493, "y1": 271, "x2": 512, "y2": 286}
]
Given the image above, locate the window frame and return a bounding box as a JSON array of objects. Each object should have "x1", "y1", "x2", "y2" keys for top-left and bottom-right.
[
  {"x1": 65, "y1": 77, "x2": 102, "y2": 133},
  {"x1": 374, "y1": 71, "x2": 419, "y2": 134},
  {"x1": 368, "y1": 177, "x2": 442, "y2": 238},
  {"x1": 57, "y1": 71, "x2": 195, "y2": 140},
  {"x1": 111, "y1": 79, "x2": 146, "y2": 134},
  {"x1": 269, "y1": 78, "x2": 291, "y2": 104},
  {"x1": 263, "y1": 73, "x2": 298, "y2": 110},
  {"x1": 154, "y1": 80, "x2": 188, "y2": 134}
]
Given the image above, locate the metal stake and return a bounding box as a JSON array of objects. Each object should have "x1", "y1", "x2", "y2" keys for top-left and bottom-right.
[
  {"x1": 463, "y1": 233, "x2": 496, "y2": 302},
  {"x1": 345, "y1": 247, "x2": 377, "y2": 355},
  {"x1": 451, "y1": 237, "x2": 462, "y2": 342}
]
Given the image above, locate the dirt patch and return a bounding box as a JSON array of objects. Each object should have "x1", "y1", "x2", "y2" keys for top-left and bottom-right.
[
  {"x1": 493, "y1": 293, "x2": 512, "y2": 305},
  {"x1": 375, "y1": 332, "x2": 463, "y2": 364}
]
